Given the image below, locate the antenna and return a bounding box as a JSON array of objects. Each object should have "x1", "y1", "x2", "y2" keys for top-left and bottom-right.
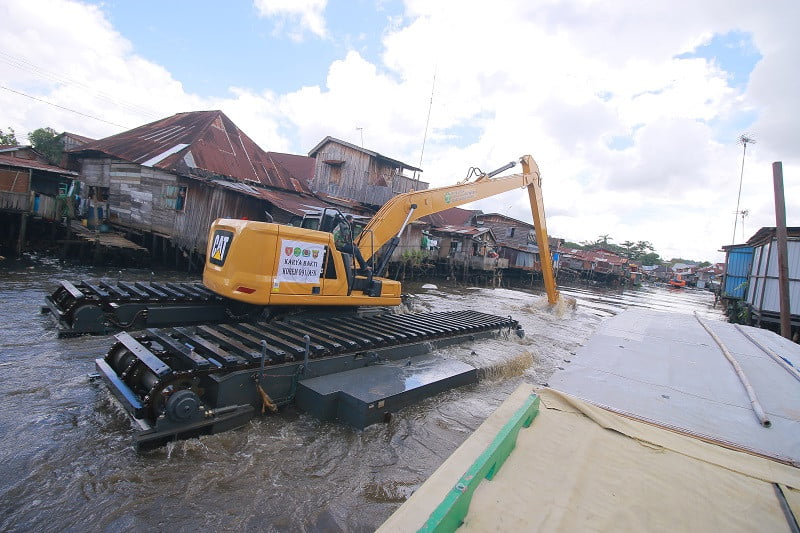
[
  {"x1": 355, "y1": 127, "x2": 364, "y2": 148},
  {"x1": 418, "y1": 68, "x2": 437, "y2": 170},
  {"x1": 732, "y1": 133, "x2": 756, "y2": 244}
]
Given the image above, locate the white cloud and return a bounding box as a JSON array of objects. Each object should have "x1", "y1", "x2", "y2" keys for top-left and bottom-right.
[
  {"x1": 2, "y1": 0, "x2": 798, "y2": 264},
  {"x1": 253, "y1": 0, "x2": 328, "y2": 40}
]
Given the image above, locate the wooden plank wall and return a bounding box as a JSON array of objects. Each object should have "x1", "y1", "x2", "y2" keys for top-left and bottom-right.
[
  {"x1": 81, "y1": 156, "x2": 281, "y2": 252},
  {"x1": 0, "y1": 191, "x2": 31, "y2": 211},
  {"x1": 172, "y1": 184, "x2": 264, "y2": 252},
  {"x1": 478, "y1": 215, "x2": 536, "y2": 250},
  {"x1": 313, "y1": 142, "x2": 422, "y2": 206}
]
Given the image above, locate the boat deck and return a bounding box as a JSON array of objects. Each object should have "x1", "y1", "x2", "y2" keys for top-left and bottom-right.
[{"x1": 380, "y1": 308, "x2": 800, "y2": 531}]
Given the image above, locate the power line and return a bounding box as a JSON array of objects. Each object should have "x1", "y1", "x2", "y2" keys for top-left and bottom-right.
[
  {"x1": 0, "y1": 84, "x2": 129, "y2": 129},
  {"x1": 0, "y1": 50, "x2": 162, "y2": 119}
]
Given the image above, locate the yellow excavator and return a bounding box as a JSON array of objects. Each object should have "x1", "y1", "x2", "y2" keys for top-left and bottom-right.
[
  {"x1": 204, "y1": 154, "x2": 558, "y2": 309},
  {"x1": 46, "y1": 155, "x2": 558, "y2": 335},
  {"x1": 68, "y1": 155, "x2": 559, "y2": 448}
]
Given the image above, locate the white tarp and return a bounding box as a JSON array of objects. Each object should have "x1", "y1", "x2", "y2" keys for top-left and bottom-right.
[
  {"x1": 549, "y1": 308, "x2": 800, "y2": 464},
  {"x1": 275, "y1": 239, "x2": 325, "y2": 284}
]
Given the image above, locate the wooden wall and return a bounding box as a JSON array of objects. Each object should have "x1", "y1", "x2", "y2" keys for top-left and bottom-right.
[
  {"x1": 312, "y1": 141, "x2": 426, "y2": 206},
  {"x1": 78, "y1": 157, "x2": 266, "y2": 253},
  {"x1": 476, "y1": 214, "x2": 536, "y2": 250}
]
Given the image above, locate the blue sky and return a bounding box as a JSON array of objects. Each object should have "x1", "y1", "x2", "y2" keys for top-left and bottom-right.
[
  {"x1": 1, "y1": 0, "x2": 797, "y2": 262},
  {"x1": 91, "y1": 0, "x2": 404, "y2": 98}
]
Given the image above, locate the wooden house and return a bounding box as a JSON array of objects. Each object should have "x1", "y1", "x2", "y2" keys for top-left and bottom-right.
[
  {"x1": 69, "y1": 111, "x2": 335, "y2": 259},
  {"x1": 0, "y1": 145, "x2": 78, "y2": 254},
  {"x1": 308, "y1": 136, "x2": 427, "y2": 208},
  {"x1": 559, "y1": 247, "x2": 629, "y2": 280},
  {"x1": 471, "y1": 212, "x2": 562, "y2": 272}
]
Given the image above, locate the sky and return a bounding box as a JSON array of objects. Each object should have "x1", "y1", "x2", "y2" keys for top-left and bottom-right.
[{"x1": 1, "y1": 0, "x2": 798, "y2": 263}]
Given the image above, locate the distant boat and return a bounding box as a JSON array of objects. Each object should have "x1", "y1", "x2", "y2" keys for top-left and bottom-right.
[{"x1": 669, "y1": 274, "x2": 686, "y2": 288}]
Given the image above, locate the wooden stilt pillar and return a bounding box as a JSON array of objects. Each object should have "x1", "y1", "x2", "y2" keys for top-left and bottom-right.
[{"x1": 16, "y1": 213, "x2": 28, "y2": 256}]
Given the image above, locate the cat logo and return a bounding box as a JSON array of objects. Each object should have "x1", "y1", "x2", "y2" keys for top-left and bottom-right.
[{"x1": 209, "y1": 230, "x2": 234, "y2": 266}]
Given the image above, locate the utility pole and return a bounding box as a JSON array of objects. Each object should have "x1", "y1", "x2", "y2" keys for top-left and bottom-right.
[
  {"x1": 732, "y1": 134, "x2": 756, "y2": 244},
  {"x1": 772, "y1": 162, "x2": 791, "y2": 339}
]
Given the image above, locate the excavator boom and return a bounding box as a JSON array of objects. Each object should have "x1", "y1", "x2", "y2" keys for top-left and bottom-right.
[{"x1": 357, "y1": 155, "x2": 559, "y2": 304}]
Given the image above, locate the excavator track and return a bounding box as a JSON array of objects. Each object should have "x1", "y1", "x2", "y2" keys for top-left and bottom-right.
[
  {"x1": 95, "y1": 310, "x2": 522, "y2": 450},
  {"x1": 42, "y1": 280, "x2": 258, "y2": 336}
]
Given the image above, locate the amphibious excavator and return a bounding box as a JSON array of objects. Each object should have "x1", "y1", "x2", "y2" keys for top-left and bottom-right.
[{"x1": 59, "y1": 155, "x2": 560, "y2": 448}]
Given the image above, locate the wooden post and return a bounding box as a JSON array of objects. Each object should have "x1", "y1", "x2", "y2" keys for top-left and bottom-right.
[
  {"x1": 772, "y1": 162, "x2": 792, "y2": 339},
  {"x1": 16, "y1": 213, "x2": 28, "y2": 256}
]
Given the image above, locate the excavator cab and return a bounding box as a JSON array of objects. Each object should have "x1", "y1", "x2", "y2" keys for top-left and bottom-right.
[{"x1": 293, "y1": 208, "x2": 343, "y2": 232}]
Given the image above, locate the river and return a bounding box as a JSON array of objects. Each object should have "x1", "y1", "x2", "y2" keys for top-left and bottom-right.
[{"x1": 0, "y1": 253, "x2": 722, "y2": 532}]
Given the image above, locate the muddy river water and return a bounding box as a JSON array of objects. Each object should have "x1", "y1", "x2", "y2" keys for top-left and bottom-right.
[{"x1": 0, "y1": 254, "x2": 722, "y2": 532}]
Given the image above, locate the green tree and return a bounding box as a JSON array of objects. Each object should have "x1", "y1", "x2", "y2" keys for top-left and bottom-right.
[
  {"x1": 596, "y1": 234, "x2": 612, "y2": 246},
  {"x1": 638, "y1": 252, "x2": 663, "y2": 266},
  {"x1": 620, "y1": 240, "x2": 635, "y2": 258},
  {"x1": 28, "y1": 127, "x2": 64, "y2": 164},
  {"x1": 0, "y1": 127, "x2": 17, "y2": 145}
]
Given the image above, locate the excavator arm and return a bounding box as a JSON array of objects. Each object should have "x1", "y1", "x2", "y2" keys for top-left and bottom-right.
[{"x1": 356, "y1": 155, "x2": 559, "y2": 304}]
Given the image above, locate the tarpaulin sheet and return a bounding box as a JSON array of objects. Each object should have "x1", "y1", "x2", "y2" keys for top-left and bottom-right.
[
  {"x1": 380, "y1": 385, "x2": 800, "y2": 532},
  {"x1": 549, "y1": 309, "x2": 800, "y2": 464}
]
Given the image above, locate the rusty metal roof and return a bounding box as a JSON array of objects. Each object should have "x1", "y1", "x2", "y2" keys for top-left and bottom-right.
[
  {"x1": 0, "y1": 153, "x2": 78, "y2": 175},
  {"x1": 430, "y1": 225, "x2": 493, "y2": 238},
  {"x1": 73, "y1": 111, "x2": 310, "y2": 194},
  {"x1": 209, "y1": 178, "x2": 335, "y2": 216},
  {"x1": 422, "y1": 207, "x2": 480, "y2": 227},
  {"x1": 561, "y1": 248, "x2": 628, "y2": 266},
  {"x1": 267, "y1": 152, "x2": 315, "y2": 184}
]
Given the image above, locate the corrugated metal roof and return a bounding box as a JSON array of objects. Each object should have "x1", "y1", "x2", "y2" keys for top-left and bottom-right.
[
  {"x1": 422, "y1": 207, "x2": 480, "y2": 227},
  {"x1": 746, "y1": 226, "x2": 800, "y2": 247},
  {"x1": 267, "y1": 152, "x2": 315, "y2": 184},
  {"x1": 0, "y1": 153, "x2": 78, "y2": 175},
  {"x1": 476, "y1": 212, "x2": 534, "y2": 228},
  {"x1": 561, "y1": 248, "x2": 628, "y2": 266},
  {"x1": 208, "y1": 178, "x2": 335, "y2": 216},
  {"x1": 72, "y1": 111, "x2": 310, "y2": 194},
  {"x1": 430, "y1": 225, "x2": 492, "y2": 237}
]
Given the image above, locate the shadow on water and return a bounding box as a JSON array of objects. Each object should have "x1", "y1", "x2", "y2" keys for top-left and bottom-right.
[{"x1": 0, "y1": 254, "x2": 723, "y2": 531}]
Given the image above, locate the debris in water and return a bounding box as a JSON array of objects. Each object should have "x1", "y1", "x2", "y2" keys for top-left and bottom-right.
[{"x1": 421, "y1": 283, "x2": 438, "y2": 290}]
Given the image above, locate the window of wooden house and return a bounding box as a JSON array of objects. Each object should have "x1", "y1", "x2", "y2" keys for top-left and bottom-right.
[
  {"x1": 506, "y1": 227, "x2": 516, "y2": 238},
  {"x1": 449, "y1": 240, "x2": 462, "y2": 254},
  {"x1": 163, "y1": 184, "x2": 188, "y2": 210}
]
